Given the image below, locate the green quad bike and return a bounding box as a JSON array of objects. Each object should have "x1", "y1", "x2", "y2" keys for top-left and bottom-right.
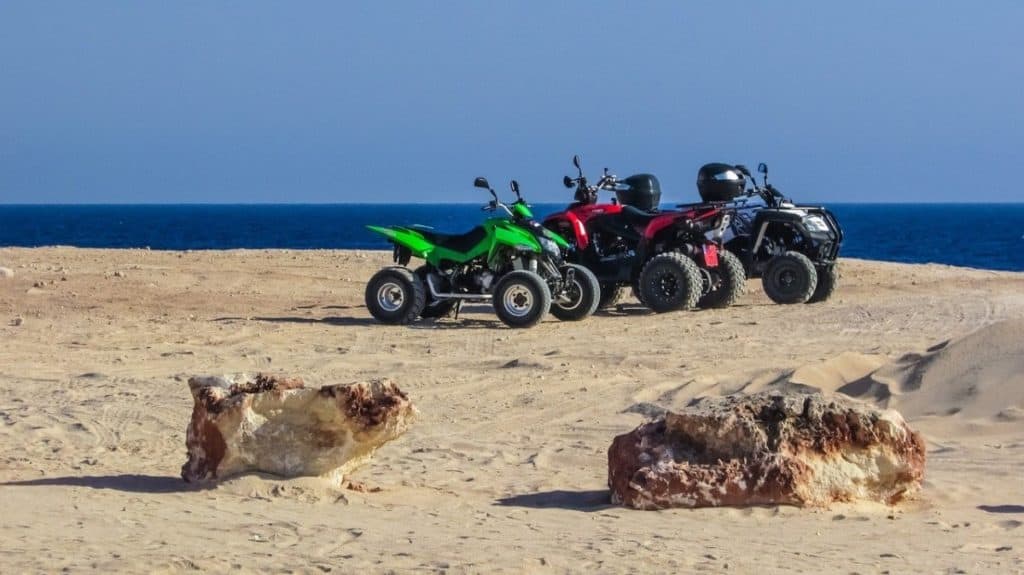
[{"x1": 365, "y1": 177, "x2": 601, "y2": 328}]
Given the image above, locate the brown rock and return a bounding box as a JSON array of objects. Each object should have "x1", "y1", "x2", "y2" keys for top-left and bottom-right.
[
  {"x1": 608, "y1": 391, "x2": 925, "y2": 509},
  {"x1": 182, "y1": 373, "x2": 416, "y2": 484}
]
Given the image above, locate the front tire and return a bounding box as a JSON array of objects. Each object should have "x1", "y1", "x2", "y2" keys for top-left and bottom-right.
[
  {"x1": 807, "y1": 263, "x2": 838, "y2": 303},
  {"x1": 365, "y1": 266, "x2": 426, "y2": 324},
  {"x1": 697, "y1": 249, "x2": 747, "y2": 309},
  {"x1": 762, "y1": 252, "x2": 817, "y2": 304},
  {"x1": 550, "y1": 264, "x2": 600, "y2": 321},
  {"x1": 638, "y1": 252, "x2": 702, "y2": 313},
  {"x1": 492, "y1": 270, "x2": 552, "y2": 328}
]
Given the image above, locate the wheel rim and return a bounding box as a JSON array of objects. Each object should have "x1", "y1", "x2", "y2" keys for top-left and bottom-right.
[
  {"x1": 502, "y1": 284, "x2": 534, "y2": 317},
  {"x1": 654, "y1": 270, "x2": 680, "y2": 298},
  {"x1": 772, "y1": 265, "x2": 803, "y2": 295},
  {"x1": 557, "y1": 278, "x2": 583, "y2": 310},
  {"x1": 697, "y1": 267, "x2": 714, "y2": 295},
  {"x1": 376, "y1": 281, "x2": 405, "y2": 312}
]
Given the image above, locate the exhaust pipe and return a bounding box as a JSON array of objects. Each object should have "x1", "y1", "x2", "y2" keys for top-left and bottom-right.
[{"x1": 426, "y1": 275, "x2": 491, "y2": 300}]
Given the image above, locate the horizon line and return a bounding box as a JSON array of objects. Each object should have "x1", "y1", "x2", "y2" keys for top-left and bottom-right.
[{"x1": 3, "y1": 200, "x2": 1024, "y2": 207}]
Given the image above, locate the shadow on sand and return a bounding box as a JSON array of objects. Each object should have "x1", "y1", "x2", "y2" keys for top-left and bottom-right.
[
  {"x1": 978, "y1": 504, "x2": 1024, "y2": 514},
  {"x1": 247, "y1": 312, "x2": 504, "y2": 330},
  {"x1": 409, "y1": 317, "x2": 500, "y2": 330},
  {"x1": 1, "y1": 474, "x2": 203, "y2": 494},
  {"x1": 495, "y1": 489, "x2": 614, "y2": 512},
  {"x1": 251, "y1": 316, "x2": 379, "y2": 327},
  {"x1": 215, "y1": 303, "x2": 528, "y2": 330}
]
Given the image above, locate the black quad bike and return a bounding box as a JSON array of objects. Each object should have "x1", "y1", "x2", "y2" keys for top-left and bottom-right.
[{"x1": 690, "y1": 162, "x2": 843, "y2": 304}]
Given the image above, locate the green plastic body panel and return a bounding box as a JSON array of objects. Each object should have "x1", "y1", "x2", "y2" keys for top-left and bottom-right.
[
  {"x1": 366, "y1": 216, "x2": 543, "y2": 269},
  {"x1": 544, "y1": 227, "x2": 570, "y2": 249},
  {"x1": 487, "y1": 219, "x2": 540, "y2": 264},
  {"x1": 365, "y1": 225, "x2": 433, "y2": 256}
]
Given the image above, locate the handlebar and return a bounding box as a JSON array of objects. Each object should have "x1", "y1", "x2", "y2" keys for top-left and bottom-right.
[
  {"x1": 566, "y1": 161, "x2": 621, "y2": 202},
  {"x1": 481, "y1": 198, "x2": 522, "y2": 220},
  {"x1": 735, "y1": 179, "x2": 786, "y2": 207}
]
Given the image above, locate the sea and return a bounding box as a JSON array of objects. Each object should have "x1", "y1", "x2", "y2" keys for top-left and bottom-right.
[{"x1": 1, "y1": 203, "x2": 1022, "y2": 272}]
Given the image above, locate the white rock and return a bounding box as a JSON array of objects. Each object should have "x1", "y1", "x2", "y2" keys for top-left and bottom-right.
[{"x1": 182, "y1": 373, "x2": 416, "y2": 484}]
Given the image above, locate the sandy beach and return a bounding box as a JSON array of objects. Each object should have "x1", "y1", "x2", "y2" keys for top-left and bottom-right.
[{"x1": 1, "y1": 247, "x2": 1023, "y2": 574}]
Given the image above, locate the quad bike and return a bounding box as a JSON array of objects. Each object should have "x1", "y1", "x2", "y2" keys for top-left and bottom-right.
[
  {"x1": 693, "y1": 162, "x2": 843, "y2": 304},
  {"x1": 365, "y1": 177, "x2": 600, "y2": 328},
  {"x1": 542, "y1": 155, "x2": 745, "y2": 313}
]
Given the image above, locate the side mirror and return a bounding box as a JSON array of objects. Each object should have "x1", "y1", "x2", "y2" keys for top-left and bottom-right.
[
  {"x1": 734, "y1": 164, "x2": 751, "y2": 177},
  {"x1": 563, "y1": 175, "x2": 574, "y2": 189},
  {"x1": 572, "y1": 154, "x2": 581, "y2": 169},
  {"x1": 510, "y1": 179, "x2": 521, "y2": 198},
  {"x1": 473, "y1": 177, "x2": 490, "y2": 189},
  {"x1": 757, "y1": 163, "x2": 768, "y2": 175}
]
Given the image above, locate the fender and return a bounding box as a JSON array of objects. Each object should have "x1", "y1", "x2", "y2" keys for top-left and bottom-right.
[
  {"x1": 487, "y1": 218, "x2": 542, "y2": 266},
  {"x1": 366, "y1": 225, "x2": 434, "y2": 257},
  {"x1": 643, "y1": 213, "x2": 682, "y2": 240},
  {"x1": 572, "y1": 203, "x2": 624, "y2": 225},
  {"x1": 543, "y1": 226, "x2": 571, "y2": 249},
  {"x1": 641, "y1": 206, "x2": 723, "y2": 241},
  {"x1": 543, "y1": 211, "x2": 590, "y2": 250},
  {"x1": 566, "y1": 202, "x2": 625, "y2": 249}
]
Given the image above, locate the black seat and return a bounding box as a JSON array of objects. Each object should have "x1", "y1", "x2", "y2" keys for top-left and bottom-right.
[
  {"x1": 415, "y1": 226, "x2": 488, "y2": 253},
  {"x1": 621, "y1": 205, "x2": 660, "y2": 227}
]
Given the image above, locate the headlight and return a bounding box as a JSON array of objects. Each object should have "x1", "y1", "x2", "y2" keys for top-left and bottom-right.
[
  {"x1": 539, "y1": 237, "x2": 561, "y2": 258},
  {"x1": 803, "y1": 215, "x2": 830, "y2": 232}
]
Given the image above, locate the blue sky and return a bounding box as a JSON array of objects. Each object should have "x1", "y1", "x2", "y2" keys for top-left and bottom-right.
[{"x1": 1, "y1": 1, "x2": 1022, "y2": 204}]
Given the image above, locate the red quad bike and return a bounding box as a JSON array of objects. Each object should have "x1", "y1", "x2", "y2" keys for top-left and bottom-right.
[{"x1": 542, "y1": 155, "x2": 746, "y2": 313}]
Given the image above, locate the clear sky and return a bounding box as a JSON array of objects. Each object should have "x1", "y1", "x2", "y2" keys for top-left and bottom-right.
[{"x1": 1, "y1": 1, "x2": 1022, "y2": 204}]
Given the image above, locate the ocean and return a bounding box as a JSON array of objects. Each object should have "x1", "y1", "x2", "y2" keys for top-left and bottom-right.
[{"x1": 1, "y1": 203, "x2": 1022, "y2": 272}]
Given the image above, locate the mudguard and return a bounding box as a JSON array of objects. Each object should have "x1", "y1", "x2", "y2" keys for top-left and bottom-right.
[
  {"x1": 366, "y1": 225, "x2": 434, "y2": 257},
  {"x1": 545, "y1": 227, "x2": 570, "y2": 249},
  {"x1": 367, "y1": 216, "x2": 549, "y2": 270},
  {"x1": 490, "y1": 220, "x2": 542, "y2": 263},
  {"x1": 543, "y1": 211, "x2": 589, "y2": 250},
  {"x1": 366, "y1": 224, "x2": 486, "y2": 266}
]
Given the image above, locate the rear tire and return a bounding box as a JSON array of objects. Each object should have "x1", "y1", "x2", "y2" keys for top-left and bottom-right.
[
  {"x1": 807, "y1": 263, "x2": 838, "y2": 303},
  {"x1": 365, "y1": 266, "x2": 426, "y2": 324},
  {"x1": 492, "y1": 270, "x2": 551, "y2": 328},
  {"x1": 762, "y1": 252, "x2": 817, "y2": 304},
  {"x1": 413, "y1": 266, "x2": 456, "y2": 319},
  {"x1": 638, "y1": 252, "x2": 702, "y2": 313},
  {"x1": 597, "y1": 282, "x2": 624, "y2": 309},
  {"x1": 697, "y1": 249, "x2": 747, "y2": 309},
  {"x1": 550, "y1": 264, "x2": 600, "y2": 321}
]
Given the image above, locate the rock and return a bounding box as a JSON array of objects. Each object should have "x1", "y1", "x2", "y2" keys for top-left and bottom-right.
[
  {"x1": 0, "y1": 267, "x2": 13, "y2": 278},
  {"x1": 182, "y1": 373, "x2": 416, "y2": 484},
  {"x1": 10, "y1": 317, "x2": 23, "y2": 327},
  {"x1": 608, "y1": 391, "x2": 925, "y2": 509}
]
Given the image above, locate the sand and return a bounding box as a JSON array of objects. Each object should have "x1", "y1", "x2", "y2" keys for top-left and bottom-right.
[{"x1": 1, "y1": 247, "x2": 1023, "y2": 574}]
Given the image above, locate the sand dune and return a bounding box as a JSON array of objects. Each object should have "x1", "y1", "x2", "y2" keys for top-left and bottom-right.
[
  {"x1": 2, "y1": 248, "x2": 1024, "y2": 573},
  {"x1": 764, "y1": 319, "x2": 1024, "y2": 428}
]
